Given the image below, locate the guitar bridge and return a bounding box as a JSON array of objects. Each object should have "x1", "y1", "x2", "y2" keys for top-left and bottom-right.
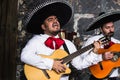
[{"x1": 42, "y1": 70, "x2": 50, "y2": 79}]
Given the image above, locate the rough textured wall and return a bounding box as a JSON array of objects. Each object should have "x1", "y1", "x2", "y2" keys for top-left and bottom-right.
[
  {"x1": 66, "y1": 0, "x2": 120, "y2": 40},
  {"x1": 17, "y1": 0, "x2": 120, "y2": 80}
]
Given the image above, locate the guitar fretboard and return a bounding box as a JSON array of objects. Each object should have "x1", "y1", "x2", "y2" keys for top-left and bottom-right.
[{"x1": 62, "y1": 43, "x2": 94, "y2": 64}]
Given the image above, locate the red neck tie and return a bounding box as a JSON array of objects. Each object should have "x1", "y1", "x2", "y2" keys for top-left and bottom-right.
[
  {"x1": 45, "y1": 37, "x2": 65, "y2": 49},
  {"x1": 104, "y1": 41, "x2": 115, "y2": 49}
]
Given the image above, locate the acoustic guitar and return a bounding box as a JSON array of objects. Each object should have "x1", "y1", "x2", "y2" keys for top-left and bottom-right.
[
  {"x1": 24, "y1": 36, "x2": 110, "y2": 80},
  {"x1": 89, "y1": 43, "x2": 120, "y2": 79}
]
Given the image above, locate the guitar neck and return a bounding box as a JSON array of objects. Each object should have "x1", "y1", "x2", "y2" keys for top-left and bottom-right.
[{"x1": 62, "y1": 43, "x2": 94, "y2": 64}]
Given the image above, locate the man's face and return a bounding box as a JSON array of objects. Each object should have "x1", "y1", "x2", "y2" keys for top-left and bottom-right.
[
  {"x1": 42, "y1": 15, "x2": 61, "y2": 36},
  {"x1": 101, "y1": 22, "x2": 114, "y2": 36}
]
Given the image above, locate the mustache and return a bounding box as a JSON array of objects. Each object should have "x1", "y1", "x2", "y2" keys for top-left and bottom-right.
[
  {"x1": 108, "y1": 32, "x2": 114, "y2": 37},
  {"x1": 52, "y1": 22, "x2": 59, "y2": 27}
]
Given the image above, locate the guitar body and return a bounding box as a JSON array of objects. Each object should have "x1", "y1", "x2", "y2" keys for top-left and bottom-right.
[
  {"x1": 89, "y1": 43, "x2": 120, "y2": 79},
  {"x1": 24, "y1": 49, "x2": 71, "y2": 80},
  {"x1": 98, "y1": 44, "x2": 120, "y2": 54},
  {"x1": 89, "y1": 58, "x2": 120, "y2": 79}
]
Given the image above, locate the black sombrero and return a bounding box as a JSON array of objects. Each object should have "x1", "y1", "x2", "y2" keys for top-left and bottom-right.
[
  {"x1": 23, "y1": 0, "x2": 73, "y2": 34},
  {"x1": 86, "y1": 10, "x2": 120, "y2": 31}
]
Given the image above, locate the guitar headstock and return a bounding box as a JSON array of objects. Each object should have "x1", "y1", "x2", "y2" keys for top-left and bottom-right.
[{"x1": 99, "y1": 35, "x2": 111, "y2": 45}]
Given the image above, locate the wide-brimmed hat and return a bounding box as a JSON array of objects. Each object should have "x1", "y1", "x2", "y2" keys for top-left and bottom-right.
[
  {"x1": 23, "y1": 0, "x2": 73, "y2": 34},
  {"x1": 86, "y1": 10, "x2": 120, "y2": 31}
]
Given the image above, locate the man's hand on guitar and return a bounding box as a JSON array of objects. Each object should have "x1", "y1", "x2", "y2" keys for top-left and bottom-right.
[
  {"x1": 52, "y1": 60, "x2": 66, "y2": 74},
  {"x1": 93, "y1": 41, "x2": 101, "y2": 53},
  {"x1": 102, "y1": 52, "x2": 114, "y2": 60}
]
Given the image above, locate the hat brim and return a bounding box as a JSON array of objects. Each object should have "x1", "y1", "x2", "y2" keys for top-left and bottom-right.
[
  {"x1": 86, "y1": 11, "x2": 120, "y2": 31},
  {"x1": 23, "y1": 1, "x2": 73, "y2": 34}
]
